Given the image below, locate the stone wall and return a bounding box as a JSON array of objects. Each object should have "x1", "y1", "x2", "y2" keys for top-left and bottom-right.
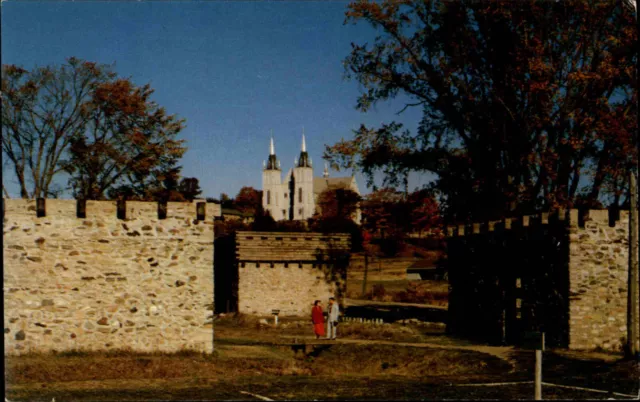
[
  {"x1": 3, "y1": 198, "x2": 220, "y2": 355},
  {"x1": 567, "y1": 210, "x2": 634, "y2": 350},
  {"x1": 234, "y1": 231, "x2": 350, "y2": 316},
  {"x1": 446, "y1": 209, "x2": 637, "y2": 351}
]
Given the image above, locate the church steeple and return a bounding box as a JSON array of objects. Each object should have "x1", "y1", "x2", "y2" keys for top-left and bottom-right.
[
  {"x1": 264, "y1": 130, "x2": 280, "y2": 170},
  {"x1": 301, "y1": 128, "x2": 306, "y2": 152},
  {"x1": 323, "y1": 162, "x2": 329, "y2": 178},
  {"x1": 297, "y1": 128, "x2": 311, "y2": 168}
]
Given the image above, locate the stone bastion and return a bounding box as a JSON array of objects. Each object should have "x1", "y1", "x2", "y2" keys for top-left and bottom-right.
[{"x1": 3, "y1": 198, "x2": 220, "y2": 355}]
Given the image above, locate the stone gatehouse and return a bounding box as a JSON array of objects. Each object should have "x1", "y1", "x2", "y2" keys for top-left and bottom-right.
[
  {"x1": 214, "y1": 231, "x2": 350, "y2": 316},
  {"x1": 446, "y1": 208, "x2": 637, "y2": 351}
]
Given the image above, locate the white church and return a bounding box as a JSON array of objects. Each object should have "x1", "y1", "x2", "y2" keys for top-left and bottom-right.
[{"x1": 262, "y1": 133, "x2": 361, "y2": 223}]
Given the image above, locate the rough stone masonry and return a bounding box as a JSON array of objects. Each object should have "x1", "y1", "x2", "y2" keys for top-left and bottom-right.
[
  {"x1": 233, "y1": 231, "x2": 351, "y2": 316},
  {"x1": 3, "y1": 199, "x2": 220, "y2": 355},
  {"x1": 567, "y1": 209, "x2": 633, "y2": 351}
]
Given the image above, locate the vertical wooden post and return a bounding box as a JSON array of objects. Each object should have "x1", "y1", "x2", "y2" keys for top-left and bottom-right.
[
  {"x1": 362, "y1": 253, "x2": 369, "y2": 297},
  {"x1": 535, "y1": 349, "x2": 542, "y2": 400},
  {"x1": 501, "y1": 287, "x2": 507, "y2": 345},
  {"x1": 534, "y1": 332, "x2": 544, "y2": 400},
  {"x1": 629, "y1": 172, "x2": 639, "y2": 357}
]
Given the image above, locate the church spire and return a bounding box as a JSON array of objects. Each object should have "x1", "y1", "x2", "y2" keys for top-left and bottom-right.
[
  {"x1": 297, "y1": 127, "x2": 311, "y2": 168},
  {"x1": 265, "y1": 130, "x2": 280, "y2": 170},
  {"x1": 301, "y1": 127, "x2": 306, "y2": 152},
  {"x1": 270, "y1": 129, "x2": 275, "y2": 155},
  {"x1": 323, "y1": 162, "x2": 329, "y2": 178}
]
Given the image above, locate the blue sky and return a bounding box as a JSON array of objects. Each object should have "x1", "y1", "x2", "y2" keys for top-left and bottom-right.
[{"x1": 1, "y1": 1, "x2": 435, "y2": 199}]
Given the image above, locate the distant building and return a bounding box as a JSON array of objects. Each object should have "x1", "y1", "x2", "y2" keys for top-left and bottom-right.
[{"x1": 261, "y1": 132, "x2": 361, "y2": 223}]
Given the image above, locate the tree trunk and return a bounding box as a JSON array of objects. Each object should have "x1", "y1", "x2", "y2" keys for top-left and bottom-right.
[{"x1": 362, "y1": 253, "x2": 369, "y2": 297}]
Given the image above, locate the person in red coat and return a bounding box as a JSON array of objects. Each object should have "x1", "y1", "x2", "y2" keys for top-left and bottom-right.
[{"x1": 311, "y1": 300, "x2": 326, "y2": 339}]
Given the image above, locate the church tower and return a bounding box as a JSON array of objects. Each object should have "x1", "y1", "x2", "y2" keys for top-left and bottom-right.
[
  {"x1": 262, "y1": 133, "x2": 285, "y2": 220},
  {"x1": 292, "y1": 129, "x2": 315, "y2": 220}
]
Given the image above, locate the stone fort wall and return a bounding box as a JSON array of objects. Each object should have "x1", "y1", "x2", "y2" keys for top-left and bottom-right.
[
  {"x1": 3, "y1": 198, "x2": 220, "y2": 355},
  {"x1": 567, "y1": 210, "x2": 632, "y2": 350},
  {"x1": 446, "y1": 209, "x2": 636, "y2": 351},
  {"x1": 234, "y1": 231, "x2": 350, "y2": 316}
]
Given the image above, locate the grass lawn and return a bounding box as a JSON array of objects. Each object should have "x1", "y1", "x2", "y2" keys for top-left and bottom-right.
[{"x1": 5, "y1": 314, "x2": 638, "y2": 401}]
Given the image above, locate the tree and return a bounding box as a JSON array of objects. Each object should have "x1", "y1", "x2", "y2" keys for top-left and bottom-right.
[
  {"x1": 234, "y1": 186, "x2": 263, "y2": 215},
  {"x1": 219, "y1": 193, "x2": 234, "y2": 209},
  {"x1": 69, "y1": 78, "x2": 186, "y2": 200},
  {"x1": 1, "y1": 57, "x2": 187, "y2": 200},
  {"x1": 362, "y1": 188, "x2": 406, "y2": 236},
  {"x1": 311, "y1": 216, "x2": 363, "y2": 252},
  {"x1": 178, "y1": 177, "x2": 203, "y2": 202},
  {"x1": 361, "y1": 188, "x2": 408, "y2": 256},
  {"x1": 326, "y1": 1, "x2": 637, "y2": 222},
  {"x1": 251, "y1": 209, "x2": 277, "y2": 231},
  {"x1": 1, "y1": 58, "x2": 115, "y2": 198},
  {"x1": 407, "y1": 188, "x2": 442, "y2": 237},
  {"x1": 214, "y1": 219, "x2": 251, "y2": 240},
  {"x1": 316, "y1": 187, "x2": 361, "y2": 221}
]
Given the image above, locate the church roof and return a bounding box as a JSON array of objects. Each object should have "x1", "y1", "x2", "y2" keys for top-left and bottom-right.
[{"x1": 313, "y1": 176, "x2": 356, "y2": 195}]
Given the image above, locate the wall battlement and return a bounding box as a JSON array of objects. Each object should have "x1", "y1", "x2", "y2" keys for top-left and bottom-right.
[
  {"x1": 3, "y1": 198, "x2": 220, "y2": 222},
  {"x1": 445, "y1": 209, "x2": 629, "y2": 237},
  {"x1": 235, "y1": 231, "x2": 351, "y2": 264}
]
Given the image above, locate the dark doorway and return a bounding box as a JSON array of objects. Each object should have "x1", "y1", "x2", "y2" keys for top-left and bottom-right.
[{"x1": 214, "y1": 234, "x2": 238, "y2": 314}]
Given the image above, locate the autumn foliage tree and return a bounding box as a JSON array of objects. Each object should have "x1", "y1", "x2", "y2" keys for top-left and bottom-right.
[
  {"x1": 234, "y1": 186, "x2": 263, "y2": 215},
  {"x1": 361, "y1": 188, "x2": 406, "y2": 237},
  {"x1": 316, "y1": 187, "x2": 361, "y2": 221},
  {"x1": 361, "y1": 187, "x2": 441, "y2": 255},
  {"x1": 312, "y1": 187, "x2": 363, "y2": 251},
  {"x1": 1, "y1": 57, "x2": 187, "y2": 200},
  {"x1": 2, "y1": 58, "x2": 115, "y2": 198},
  {"x1": 326, "y1": 0, "x2": 637, "y2": 222},
  {"x1": 407, "y1": 188, "x2": 442, "y2": 237},
  {"x1": 68, "y1": 78, "x2": 186, "y2": 200}
]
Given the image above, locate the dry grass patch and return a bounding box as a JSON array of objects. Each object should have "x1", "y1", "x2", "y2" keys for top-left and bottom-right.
[
  {"x1": 348, "y1": 280, "x2": 449, "y2": 307},
  {"x1": 4, "y1": 348, "x2": 300, "y2": 385},
  {"x1": 309, "y1": 344, "x2": 509, "y2": 378},
  {"x1": 5, "y1": 344, "x2": 508, "y2": 387}
]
